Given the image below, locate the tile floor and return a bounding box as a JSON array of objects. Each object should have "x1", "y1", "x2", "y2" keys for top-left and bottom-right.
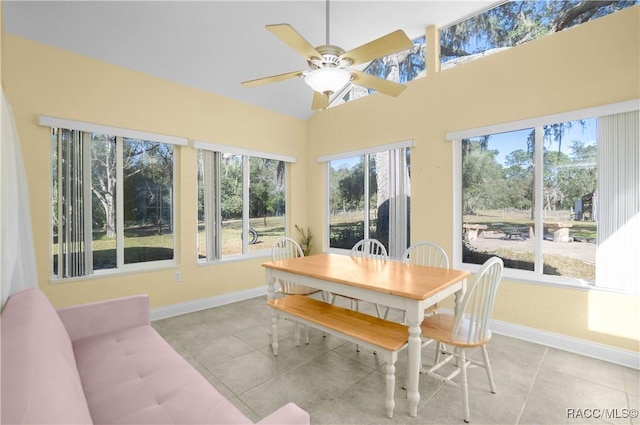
[{"x1": 152, "y1": 296, "x2": 639, "y2": 425}]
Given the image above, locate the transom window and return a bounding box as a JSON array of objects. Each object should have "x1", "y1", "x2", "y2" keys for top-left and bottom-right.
[
  {"x1": 440, "y1": 0, "x2": 638, "y2": 70},
  {"x1": 330, "y1": 36, "x2": 425, "y2": 108}
]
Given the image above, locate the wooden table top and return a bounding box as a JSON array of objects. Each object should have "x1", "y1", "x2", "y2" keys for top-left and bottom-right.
[{"x1": 262, "y1": 252, "x2": 470, "y2": 301}]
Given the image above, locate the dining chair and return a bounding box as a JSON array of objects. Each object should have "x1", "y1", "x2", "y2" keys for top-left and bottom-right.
[
  {"x1": 401, "y1": 241, "x2": 450, "y2": 322},
  {"x1": 330, "y1": 239, "x2": 388, "y2": 316},
  {"x1": 420, "y1": 256, "x2": 504, "y2": 423},
  {"x1": 271, "y1": 237, "x2": 326, "y2": 344}
]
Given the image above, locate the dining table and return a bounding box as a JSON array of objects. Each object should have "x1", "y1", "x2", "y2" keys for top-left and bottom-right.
[{"x1": 262, "y1": 252, "x2": 471, "y2": 417}]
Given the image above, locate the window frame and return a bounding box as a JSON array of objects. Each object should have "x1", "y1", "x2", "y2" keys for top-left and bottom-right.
[
  {"x1": 194, "y1": 140, "x2": 295, "y2": 264},
  {"x1": 320, "y1": 140, "x2": 413, "y2": 259},
  {"x1": 41, "y1": 116, "x2": 186, "y2": 282},
  {"x1": 449, "y1": 100, "x2": 639, "y2": 292}
]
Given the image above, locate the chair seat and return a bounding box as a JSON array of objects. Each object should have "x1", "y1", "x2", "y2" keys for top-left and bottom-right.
[{"x1": 420, "y1": 314, "x2": 491, "y2": 348}]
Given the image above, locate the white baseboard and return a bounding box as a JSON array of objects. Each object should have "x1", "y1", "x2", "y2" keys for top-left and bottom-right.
[
  {"x1": 152, "y1": 292, "x2": 638, "y2": 370},
  {"x1": 438, "y1": 308, "x2": 638, "y2": 370},
  {"x1": 489, "y1": 318, "x2": 640, "y2": 370},
  {"x1": 150, "y1": 286, "x2": 267, "y2": 321}
]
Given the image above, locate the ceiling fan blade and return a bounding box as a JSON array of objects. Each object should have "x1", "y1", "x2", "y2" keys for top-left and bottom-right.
[
  {"x1": 340, "y1": 30, "x2": 413, "y2": 66},
  {"x1": 267, "y1": 24, "x2": 323, "y2": 60},
  {"x1": 311, "y1": 91, "x2": 329, "y2": 111},
  {"x1": 351, "y1": 71, "x2": 407, "y2": 97},
  {"x1": 241, "y1": 70, "x2": 304, "y2": 88}
]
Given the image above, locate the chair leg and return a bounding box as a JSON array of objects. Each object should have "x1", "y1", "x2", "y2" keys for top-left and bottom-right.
[
  {"x1": 304, "y1": 324, "x2": 310, "y2": 345},
  {"x1": 293, "y1": 322, "x2": 301, "y2": 347},
  {"x1": 481, "y1": 345, "x2": 496, "y2": 394},
  {"x1": 459, "y1": 348, "x2": 470, "y2": 423}
]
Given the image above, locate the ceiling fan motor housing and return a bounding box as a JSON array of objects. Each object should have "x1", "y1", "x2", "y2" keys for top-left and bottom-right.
[{"x1": 308, "y1": 45, "x2": 352, "y2": 70}]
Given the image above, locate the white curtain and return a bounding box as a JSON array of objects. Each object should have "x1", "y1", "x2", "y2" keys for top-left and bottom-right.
[
  {"x1": 596, "y1": 110, "x2": 640, "y2": 293},
  {"x1": 1, "y1": 91, "x2": 37, "y2": 309}
]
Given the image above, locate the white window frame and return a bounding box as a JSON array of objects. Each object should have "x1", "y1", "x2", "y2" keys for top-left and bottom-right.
[
  {"x1": 320, "y1": 140, "x2": 413, "y2": 259},
  {"x1": 448, "y1": 100, "x2": 639, "y2": 291},
  {"x1": 42, "y1": 116, "x2": 186, "y2": 281},
  {"x1": 194, "y1": 140, "x2": 295, "y2": 264}
]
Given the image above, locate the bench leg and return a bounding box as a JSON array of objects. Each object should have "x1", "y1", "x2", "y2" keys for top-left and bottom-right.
[{"x1": 385, "y1": 352, "x2": 398, "y2": 419}]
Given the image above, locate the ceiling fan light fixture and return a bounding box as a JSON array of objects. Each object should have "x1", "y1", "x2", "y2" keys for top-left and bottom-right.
[{"x1": 304, "y1": 68, "x2": 350, "y2": 95}]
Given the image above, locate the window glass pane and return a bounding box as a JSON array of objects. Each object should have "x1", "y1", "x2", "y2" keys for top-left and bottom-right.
[
  {"x1": 369, "y1": 152, "x2": 388, "y2": 252},
  {"x1": 462, "y1": 129, "x2": 535, "y2": 271},
  {"x1": 51, "y1": 129, "x2": 59, "y2": 276},
  {"x1": 91, "y1": 134, "x2": 117, "y2": 270},
  {"x1": 122, "y1": 139, "x2": 174, "y2": 264},
  {"x1": 197, "y1": 150, "x2": 206, "y2": 259},
  {"x1": 542, "y1": 118, "x2": 597, "y2": 283},
  {"x1": 248, "y1": 157, "x2": 285, "y2": 251},
  {"x1": 329, "y1": 156, "x2": 365, "y2": 249},
  {"x1": 441, "y1": 1, "x2": 638, "y2": 70},
  {"x1": 334, "y1": 36, "x2": 425, "y2": 107},
  {"x1": 221, "y1": 154, "x2": 243, "y2": 256}
]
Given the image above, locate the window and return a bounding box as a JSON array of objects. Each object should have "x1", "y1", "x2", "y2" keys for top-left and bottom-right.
[
  {"x1": 196, "y1": 142, "x2": 292, "y2": 261},
  {"x1": 440, "y1": 0, "x2": 638, "y2": 70},
  {"x1": 46, "y1": 117, "x2": 184, "y2": 280},
  {"x1": 451, "y1": 103, "x2": 639, "y2": 293},
  {"x1": 322, "y1": 142, "x2": 411, "y2": 259},
  {"x1": 330, "y1": 36, "x2": 426, "y2": 108}
]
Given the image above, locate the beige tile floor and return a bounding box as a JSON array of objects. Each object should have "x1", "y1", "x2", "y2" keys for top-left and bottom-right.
[{"x1": 152, "y1": 296, "x2": 639, "y2": 425}]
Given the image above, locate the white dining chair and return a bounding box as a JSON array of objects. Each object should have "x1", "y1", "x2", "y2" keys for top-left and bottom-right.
[
  {"x1": 420, "y1": 256, "x2": 504, "y2": 423},
  {"x1": 401, "y1": 241, "x2": 450, "y2": 322},
  {"x1": 271, "y1": 237, "x2": 326, "y2": 344},
  {"x1": 330, "y1": 239, "x2": 388, "y2": 316}
]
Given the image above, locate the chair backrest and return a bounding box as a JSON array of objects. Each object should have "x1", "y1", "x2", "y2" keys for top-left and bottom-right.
[
  {"x1": 451, "y1": 256, "x2": 503, "y2": 344},
  {"x1": 271, "y1": 237, "x2": 304, "y2": 261},
  {"x1": 350, "y1": 239, "x2": 388, "y2": 260},
  {"x1": 402, "y1": 241, "x2": 449, "y2": 268},
  {"x1": 271, "y1": 237, "x2": 316, "y2": 295}
]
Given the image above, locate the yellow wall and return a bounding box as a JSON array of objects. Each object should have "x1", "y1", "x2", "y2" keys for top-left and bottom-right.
[
  {"x1": 1, "y1": 34, "x2": 308, "y2": 309},
  {"x1": 2, "y1": 6, "x2": 638, "y2": 352},
  {"x1": 307, "y1": 6, "x2": 640, "y2": 351}
]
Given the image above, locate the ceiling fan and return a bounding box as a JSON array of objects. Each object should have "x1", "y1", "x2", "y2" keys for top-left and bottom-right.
[{"x1": 241, "y1": 1, "x2": 414, "y2": 111}]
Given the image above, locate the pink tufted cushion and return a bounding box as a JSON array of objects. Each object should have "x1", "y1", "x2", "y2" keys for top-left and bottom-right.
[
  {"x1": 73, "y1": 325, "x2": 253, "y2": 424},
  {"x1": 1, "y1": 288, "x2": 94, "y2": 424}
]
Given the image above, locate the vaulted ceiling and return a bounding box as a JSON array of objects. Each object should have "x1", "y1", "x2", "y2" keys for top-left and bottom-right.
[{"x1": 3, "y1": 1, "x2": 498, "y2": 119}]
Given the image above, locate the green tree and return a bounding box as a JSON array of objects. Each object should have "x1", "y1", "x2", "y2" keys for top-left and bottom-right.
[{"x1": 462, "y1": 139, "x2": 506, "y2": 214}]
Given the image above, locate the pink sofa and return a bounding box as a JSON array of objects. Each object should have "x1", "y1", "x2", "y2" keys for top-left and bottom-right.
[{"x1": 1, "y1": 288, "x2": 309, "y2": 425}]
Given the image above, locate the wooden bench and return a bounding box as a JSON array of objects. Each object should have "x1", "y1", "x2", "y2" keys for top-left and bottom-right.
[
  {"x1": 463, "y1": 223, "x2": 488, "y2": 240},
  {"x1": 268, "y1": 295, "x2": 408, "y2": 419}
]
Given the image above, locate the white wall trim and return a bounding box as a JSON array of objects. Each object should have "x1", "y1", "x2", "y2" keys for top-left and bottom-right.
[
  {"x1": 39, "y1": 115, "x2": 188, "y2": 146},
  {"x1": 441, "y1": 308, "x2": 639, "y2": 370},
  {"x1": 150, "y1": 286, "x2": 266, "y2": 321},
  {"x1": 317, "y1": 139, "x2": 414, "y2": 163},
  {"x1": 445, "y1": 99, "x2": 640, "y2": 141},
  {"x1": 193, "y1": 140, "x2": 296, "y2": 163}
]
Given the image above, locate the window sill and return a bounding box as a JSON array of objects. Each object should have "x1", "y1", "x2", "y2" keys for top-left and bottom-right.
[
  {"x1": 456, "y1": 261, "x2": 635, "y2": 295},
  {"x1": 197, "y1": 250, "x2": 271, "y2": 266},
  {"x1": 50, "y1": 260, "x2": 179, "y2": 284}
]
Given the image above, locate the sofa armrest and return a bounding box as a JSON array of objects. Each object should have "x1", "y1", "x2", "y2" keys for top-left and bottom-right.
[
  {"x1": 57, "y1": 294, "x2": 150, "y2": 342},
  {"x1": 256, "y1": 402, "x2": 310, "y2": 425}
]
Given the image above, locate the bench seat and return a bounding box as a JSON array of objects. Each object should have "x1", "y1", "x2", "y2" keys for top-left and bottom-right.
[{"x1": 268, "y1": 295, "x2": 408, "y2": 418}]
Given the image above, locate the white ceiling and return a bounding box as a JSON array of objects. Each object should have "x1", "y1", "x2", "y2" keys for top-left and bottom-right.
[{"x1": 3, "y1": 1, "x2": 498, "y2": 120}]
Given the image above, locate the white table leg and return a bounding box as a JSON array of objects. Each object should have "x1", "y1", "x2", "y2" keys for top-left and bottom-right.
[
  {"x1": 385, "y1": 351, "x2": 398, "y2": 419},
  {"x1": 266, "y1": 271, "x2": 279, "y2": 356},
  {"x1": 406, "y1": 304, "x2": 421, "y2": 417}
]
